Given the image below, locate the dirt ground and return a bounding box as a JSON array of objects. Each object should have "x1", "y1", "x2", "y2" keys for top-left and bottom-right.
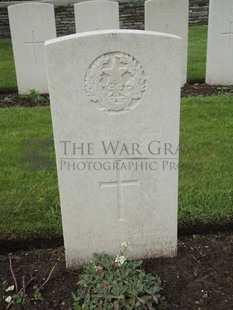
[
  {"x1": 0, "y1": 232, "x2": 233, "y2": 310},
  {"x1": 0, "y1": 84, "x2": 233, "y2": 108}
]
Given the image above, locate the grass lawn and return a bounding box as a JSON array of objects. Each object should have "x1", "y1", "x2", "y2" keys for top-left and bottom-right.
[
  {"x1": 187, "y1": 25, "x2": 207, "y2": 83},
  {"x1": 0, "y1": 25, "x2": 207, "y2": 90},
  {"x1": 0, "y1": 38, "x2": 17, "y2": 90},
  {"x1": 179, "y1": 95, "x2": 233, "y2": 230},
  {"x1": 0, "y1": 95, "x2": 232, "y2": 241},
  {"x1": 0, "y1": 107, "x2": 61, "y2": 240}
]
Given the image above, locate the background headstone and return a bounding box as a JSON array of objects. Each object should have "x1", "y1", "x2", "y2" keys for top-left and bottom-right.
[
  {"x1": 74, "y1": 0, "x2": 119, "y2": 32},
  {"x1": 45, "y1": 30, "x2": 181, "y2": 268},
  {"x1": 206, "y1": 0, "x2": 233, "y2": 85},
  {"x1": 145, "y1": 0, "x2": 189, "y2": 86},
  {"x1": 8, "y1": 3, "x2": 56, "y2": 94}
]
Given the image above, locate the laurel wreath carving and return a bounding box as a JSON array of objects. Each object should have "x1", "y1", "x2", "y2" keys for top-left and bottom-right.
[{"x1": 85, "y1": 52, "x2": 146, "y2": 113}]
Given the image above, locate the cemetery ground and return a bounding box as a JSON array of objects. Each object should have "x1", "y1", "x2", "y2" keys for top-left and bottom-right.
[
  {"x1": 1, "y1": 233, "x2": 233, "y2": 309},
  {"x1": 0, "y1": 25, "x2": 233, "y2": 309}
]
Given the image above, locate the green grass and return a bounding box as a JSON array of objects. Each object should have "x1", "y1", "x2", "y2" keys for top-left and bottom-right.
[
  {"x1": 0, "y1": 38, "x2": 17, "y2": 90},
  {"x1": 0, "y1": 95, "x2": 232, "y2": 241},
  {"x1": 179, "y1": 95, "x2": 233, "y2": 229},
  {"x1": 0, "y1": 107, "x2": 61, "y2": 240},
  {"x1": 0, "y1": 25, "x2": 207, "y2": 90},
  {"x1": 187, "y1": 25, "x2": 207, "y2": 83}
]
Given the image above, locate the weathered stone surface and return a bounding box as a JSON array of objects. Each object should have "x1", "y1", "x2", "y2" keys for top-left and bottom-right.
[
  {"x1": 8, "y1": 3, "x2": 56, "y2": 94},
  {"x1": 206, "y1": 0, "x2": 233, "y2": 85},
  {"x1": 45, "y1": 30, "x2": 181, "y2": 268},
  {"x1": 145, "y1": 0, "x2": 189, "y2": 86},
  {"x1": 74, "y1": 1, "x2": 119, "y2": 32}
]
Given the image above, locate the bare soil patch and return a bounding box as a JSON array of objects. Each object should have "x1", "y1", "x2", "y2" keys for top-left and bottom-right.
[{"x1": 0, "y1": 232, "x2": 233, "y2": 309}]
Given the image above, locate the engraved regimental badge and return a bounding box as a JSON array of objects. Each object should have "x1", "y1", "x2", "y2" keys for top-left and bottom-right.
[{"x1": 85, "y1": 52, "x2": 146, "y2": 114}]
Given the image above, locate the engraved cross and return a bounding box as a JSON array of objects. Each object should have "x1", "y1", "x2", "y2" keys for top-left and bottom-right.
[
  {"x1": 222, "y1": 21, "x2": 233, "y2": 55},
  {"x1": 100, "y1": 168, "x2": 139, "y2": 222},
  {"x1": 24, "y1": 30, "x2": 44, "y2": 63}
]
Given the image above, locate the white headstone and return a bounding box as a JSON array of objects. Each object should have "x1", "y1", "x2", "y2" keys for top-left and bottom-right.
[
  {"x1": 74, "y1": 0, "x2": 119, "y2": 33},
  {"x1": 206, "y1": 0, "x2": 233, "y2": 85},
  {"x1": 45, "y1": 30, "x2": 181, "y2": 268},
  {"x1": 145, "y1": 0, "x2": 189, "y2": 86},
  {"x1": 8, "y1": 3, "x2": 56, "y2": 94}
]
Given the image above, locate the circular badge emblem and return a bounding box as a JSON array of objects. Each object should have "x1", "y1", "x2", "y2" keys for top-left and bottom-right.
[{"x1": 85, "y1": 52, "x2": 146, "y2": 114}]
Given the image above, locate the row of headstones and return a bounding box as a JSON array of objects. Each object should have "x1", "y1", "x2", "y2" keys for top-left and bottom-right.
[
  {"x1": 8, "y1": 0, "x2": 233, "y2": 95},
  {"x1": 8, "y1": 1, "x2": 118, "y2": 95}
]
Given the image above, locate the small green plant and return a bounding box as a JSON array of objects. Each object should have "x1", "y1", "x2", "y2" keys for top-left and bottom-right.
[
  {"x1": 3, "y1": 95, "x2": 15, "y2": 104},
  {"x1": 12, "y1": 291, "x2": 27, "y2": 304},
  {"x1": 33, "y1": 291, "x2": 44, "y2": 301},
  {"x1": 217, "y1": 86, "x2": 233, "y2": 93},
  {"x1": 22, "y1": 89, "x2": 48, "y2": 104},
  {"x1": 72, "y1": 243, "x2": 167, "y2": 309}
]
